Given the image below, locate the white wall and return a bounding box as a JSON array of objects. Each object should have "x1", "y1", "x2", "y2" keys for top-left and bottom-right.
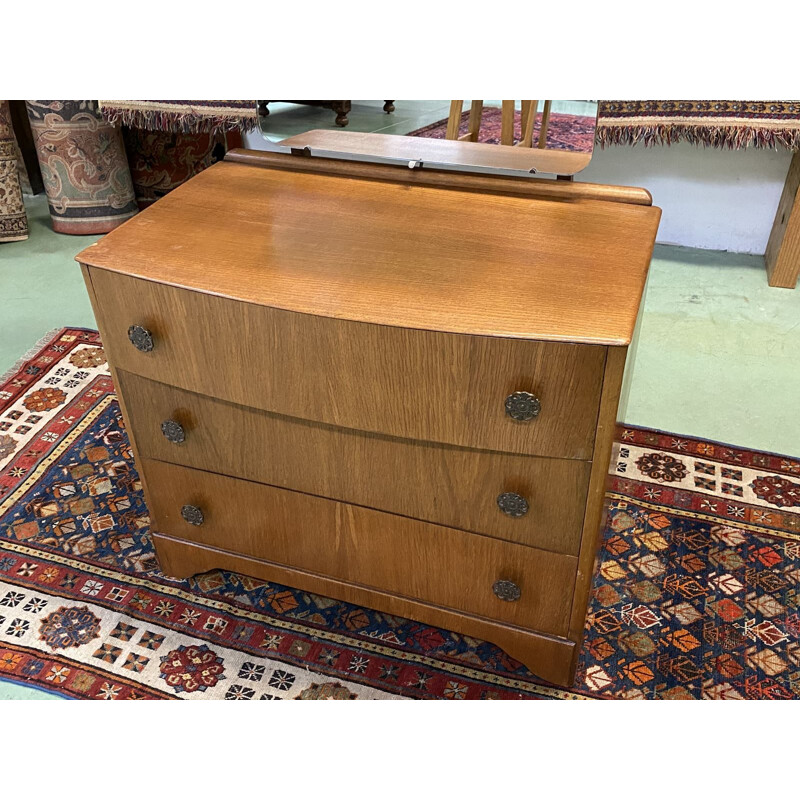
[{"x1": 578, "y1": 143, "x2": 791, "y2": 255}]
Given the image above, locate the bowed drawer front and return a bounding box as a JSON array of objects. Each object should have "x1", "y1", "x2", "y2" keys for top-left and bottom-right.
[
  {"x1": 87, "y1": 267, "x2": 606, "y2": 461},
  {"x1": 117, "y1": 370, "x2": 591, "y2": 554},
  {"x1": 78, "y1": 152, "x2": 661, "y2": 688},
  {"x1": 141, "y1": 459, "x2": 578, "y2": 637}
]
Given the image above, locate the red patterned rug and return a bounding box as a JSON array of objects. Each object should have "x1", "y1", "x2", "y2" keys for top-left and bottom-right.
[
  {"x1": 0, "y1": 329, "x2": 798, "y2": 699},
  {"x1": 409, "y1": 108, "x2": 596, "y2": 152}
]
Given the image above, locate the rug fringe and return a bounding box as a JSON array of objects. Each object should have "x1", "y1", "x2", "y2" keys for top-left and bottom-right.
[
  {"x1": 0, "y1": 327, "x2": 67, "y2": 385},
  {"x1": 0, "y1": 327, "x2": 101, "y2": 387},
  {"x1": 596, "y1": 123, "x2": 800, "y2": 151},
  {"x1": 101, "y1": 106, "x2": 259, "y2": 136}
]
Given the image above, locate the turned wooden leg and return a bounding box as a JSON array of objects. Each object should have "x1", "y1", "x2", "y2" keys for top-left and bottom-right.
[
  {"x1": 257, "y1": 101, "x2": 270, "y2": 117},
  {"x1": 383, "y1": 100, "x2": 395, "y2": 113},
  {"x1": 331, "y1": 100, "x2": 351, "y2": 127}
]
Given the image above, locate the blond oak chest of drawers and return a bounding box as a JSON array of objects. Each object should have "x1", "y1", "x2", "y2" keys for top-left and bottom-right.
[{"x1": 77, "y1": 150, "x2": 661, "y2": 687}]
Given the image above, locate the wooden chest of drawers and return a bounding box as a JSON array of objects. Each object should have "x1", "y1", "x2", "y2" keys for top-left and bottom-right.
[{"x1": 77, "y1": 150, "x2": 660, "y2": 687}]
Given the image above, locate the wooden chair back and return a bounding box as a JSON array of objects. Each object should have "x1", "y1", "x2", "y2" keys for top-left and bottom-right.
[{"x1": 446, "y1": 100, "x2": 553, "y2": 148}]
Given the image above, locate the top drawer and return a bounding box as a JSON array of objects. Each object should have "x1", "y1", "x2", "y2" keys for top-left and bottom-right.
[{"x1": 86, "y1": 268, "x2": 606, "y2": 459}]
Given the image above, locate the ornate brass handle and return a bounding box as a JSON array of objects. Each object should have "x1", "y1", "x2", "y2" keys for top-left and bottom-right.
[
  {"x1": 492, "y1": 580, "x2": 521, "y2": 602},
  {"x1": 497, "y1": 492, "x2": 529, "y2": 518},
  {"x1": 161, "y1": 419, "x2": 185, "y2": 444},
  {"x1": 128, "y1": 325, "x2": 154, "y2": 352},
  {"x1": 181, "y1": 505, "x2": 204, "y2": 526},
  {"x1": 504, "y1": 391, "x2": 541, "y2": 421}
]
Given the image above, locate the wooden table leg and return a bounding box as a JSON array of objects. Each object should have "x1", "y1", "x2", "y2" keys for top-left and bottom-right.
[{"x1": 765, "y1": 151, "x2": 800, "y2": 289}]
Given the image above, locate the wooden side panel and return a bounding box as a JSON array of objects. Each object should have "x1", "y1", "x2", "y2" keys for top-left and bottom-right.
[
  {"x1": 142, "y1": 459, "x2": 578, "y2": 638},
  {"x1": 568, "y1": 345, "x2": 628, "y2": 674},
  {"x1": 152, "y1": 532, "x2": 577, "y2": 687},
  {"x1": 88, "y1": 268, "x2": 606, "y2": 460},
  {"x1": 765, "y1": 151, "x2": 800, "y2": 289},
  {"x1": 81, "y1": 265, "x2": 155, "y2": 514}
]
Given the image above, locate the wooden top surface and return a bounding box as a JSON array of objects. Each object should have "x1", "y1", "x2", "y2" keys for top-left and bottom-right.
[
  {"x1": 77, "y1": 153, "x2": 661, "y2": 345},
  {"x1": 279, "y1": 129, "x2": 593, "y2": 175}
]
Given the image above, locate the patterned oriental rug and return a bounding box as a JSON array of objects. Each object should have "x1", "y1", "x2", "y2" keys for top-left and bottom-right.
[
  {"x1": 409, "y1": 109, "x2": 596, "y2": 152},
  {"x1": 1, "y1": 330, "x2": 798, "y2": 700}
]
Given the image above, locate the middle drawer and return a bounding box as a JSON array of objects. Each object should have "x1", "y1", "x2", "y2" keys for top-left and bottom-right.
[{"x1": 119, "y1": 371, "x2": 590, "y2": 555}]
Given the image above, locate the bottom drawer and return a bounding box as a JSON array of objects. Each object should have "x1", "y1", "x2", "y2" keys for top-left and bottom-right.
[{"x1": 143, "y1": 459, "x2": 578, "y2": 637}]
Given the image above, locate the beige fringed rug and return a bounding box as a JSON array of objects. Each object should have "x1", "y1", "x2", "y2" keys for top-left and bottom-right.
[
  {"x1": 99, "y1": 101, "x2": 259, "y2": 135},
  {"x1": 597, "y1": 100, "x2": 800, "y2": 149}
]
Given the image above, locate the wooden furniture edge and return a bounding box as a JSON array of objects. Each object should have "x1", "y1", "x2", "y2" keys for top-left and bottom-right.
[
  {"x1": 765, "y1": 150, "x2": 800, "y2": 289},
  {"x1": 278, "y1": 128, "x2": 592, "y2": 177},
  {"x1": 567, "y1": 345, "x2": 628, "y2": 676},
  {"x1": 224, "y1": 148, "x2": 653, "y2": 207},
  {"x1": 151, "y1": 531, "x2": 577, "y2": 687},
  {"x1": 81, "y1": 265, "x2": 158, "y2": 516}
]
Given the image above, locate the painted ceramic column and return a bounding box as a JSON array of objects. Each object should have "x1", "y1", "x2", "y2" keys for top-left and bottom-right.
[{"x1": 25, "y1": 100, "x2": 138, "y2": 234}]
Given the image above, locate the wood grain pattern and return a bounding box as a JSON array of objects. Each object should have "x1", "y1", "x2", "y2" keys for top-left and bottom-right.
[
  {"x1": 119, "y1": 370, "x2": 590, "y2": 554},
  {"x1": 151, "y1": 532, "x2": 577, "y2": 686},
  {"x1": 446, "y1": 101, "x2": 463, "y2": 140},
  {"x1": 567, "y1": 345, "x2": 629, "y2": 674},
  {"x1": 501, "y1": 101, "x2": 516, "y2": 146},
  {"x1": 143, "y1": 459, "x2": 578, "y2": 637},
  {"x1": 77, "y1": 157, "x2": 660, "y2": 346},
  {"x1": 765, "y1": 150, "x2": 800, "y2": 289},
  {"x1": 88, "y1": 268, "x2": 607, "y2": 460},
  {"x1": 278, "y1": 128, "x2": 591, "y2": 175},
  {"x1": 227, "y1": 148, "x2": 653, "y2": 205},
  {"x1": 80, "y1": 157, "x2": 661, "y2": 688}
]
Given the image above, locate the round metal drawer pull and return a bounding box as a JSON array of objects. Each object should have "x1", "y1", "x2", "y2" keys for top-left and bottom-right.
[
  {"x1": 493, "y1": 580, "x2": 521, "y2": 602},
  {"x1": 497, "y1": 492, "x2": 529, "y2": 518},
  {"x1": 127, "y1": 325, "x2": 154, "y2": 353},
  {"x1": 181, "y1": 505, "x2": 204, "y2": 526},
  {"x1": 504, "y1": 391, "x2": 541, "y2": 421},
  {"x1": 161, "y1": 419, "x2": 185, "y2": 444}
]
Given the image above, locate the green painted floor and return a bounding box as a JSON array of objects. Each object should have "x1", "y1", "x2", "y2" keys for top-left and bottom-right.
[{"x1": 2, "y1": 139, "x2": 799, "y2": 701}]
